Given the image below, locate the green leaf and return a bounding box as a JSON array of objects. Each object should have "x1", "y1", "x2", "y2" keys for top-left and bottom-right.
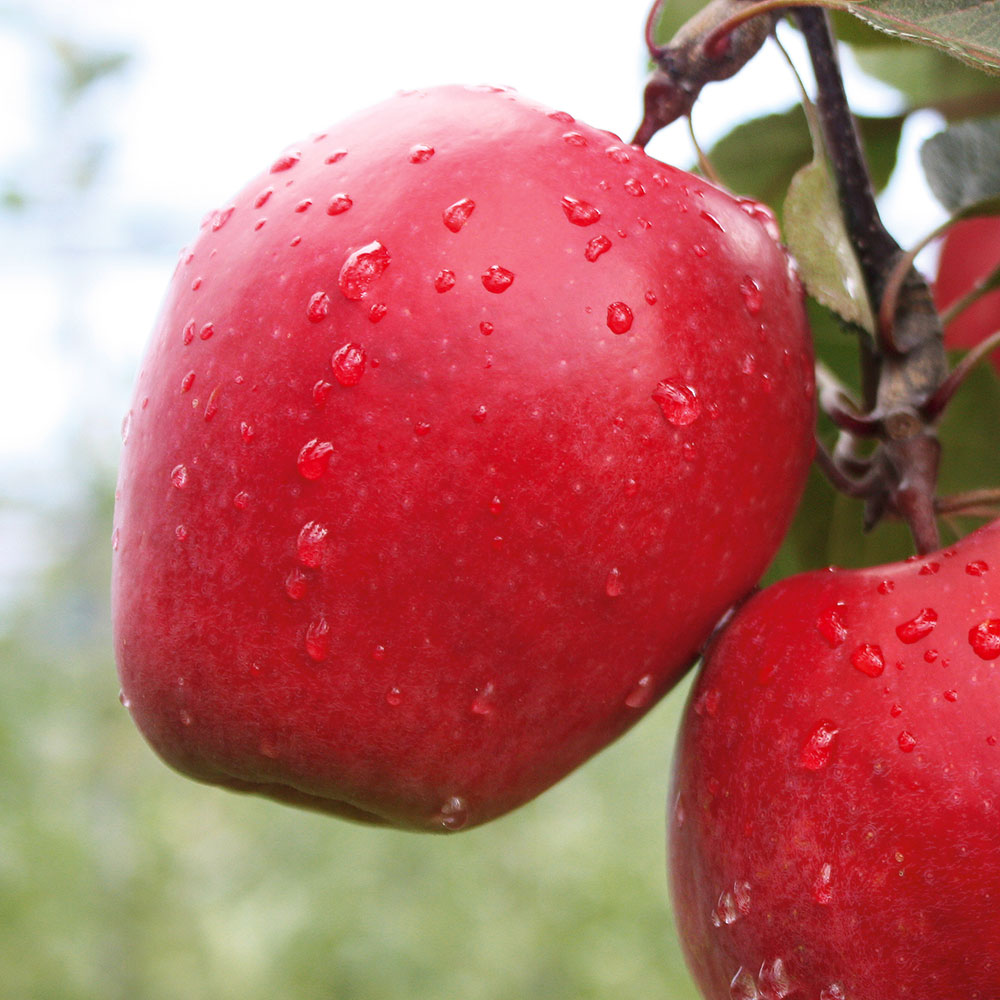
[
  {"x1": 707, "y1": 107, "x2": 903, "y2": 208},
  {"x1": 838, "y1": 0, "x2": 1000, "y2": 74},
  {"x1": 784, "y1": 155, "x2": 876, "y2": 333},
  {"x1": 921, "y1": 116, "x2": 1000, "y2": 210},
  {"x1": 852, "y1": 39, "x2": 1000, "y2": 109}
]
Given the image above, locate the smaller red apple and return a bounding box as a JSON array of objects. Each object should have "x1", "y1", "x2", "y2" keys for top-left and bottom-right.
[
  {"x1": 669, "y1": 517, "x2": 1000, "y2": 1000},
  {"x1": 934, "y1": 215, "x2": 1000, "y2": 362}
]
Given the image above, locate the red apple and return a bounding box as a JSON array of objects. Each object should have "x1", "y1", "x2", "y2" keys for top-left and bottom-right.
[
  {"x1": 112, "y1": 85, "x2": 815, "y2": 831},
  {"x1": 935, "y1": 215, "x2": 1000, "y2": 363},
  {"x1": 669, "y1": 517, "x2": 1000, "y2": 999}
]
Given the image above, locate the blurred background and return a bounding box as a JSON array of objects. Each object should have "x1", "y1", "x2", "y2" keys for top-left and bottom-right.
[{"x1": 0, "y1": 0, "x2": 959, "y2": 997}]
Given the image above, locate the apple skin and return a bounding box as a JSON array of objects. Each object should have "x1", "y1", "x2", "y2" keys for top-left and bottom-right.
[
  {"x1": 669, "y1": 517, "x2": 1000, "y2": 999},
  {"x1": 935, "y1": 215, "x2": 1000, "y2": 364},
  {"x1": 112, "y1": 85, "x2": 815, "y2": 831}
]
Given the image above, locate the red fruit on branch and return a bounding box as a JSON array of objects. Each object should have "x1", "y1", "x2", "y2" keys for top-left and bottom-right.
[
  {"x1": 670, "y1": 517, "x2": 1000, "y2": 999},
  {"x1": 112, "y1": 85, "x2": 815, "y2": 831},
  {"x1": 935, "y1": 215, "x2": 1000, "y2": 364}
]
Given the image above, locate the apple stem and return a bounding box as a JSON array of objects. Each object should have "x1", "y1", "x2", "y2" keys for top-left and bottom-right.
[{"x1": 795, "y1": 7, "x2": 947, "y2": 556}]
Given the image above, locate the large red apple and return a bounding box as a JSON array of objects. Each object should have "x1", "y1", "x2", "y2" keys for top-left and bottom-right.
[
  {"x1": 670, "y1": 517, "x2": 1000, "y2": 998},
  {"x1": 112, "y1": 85, "x2": 815, "y2": 831},
  {"x1": 935, "y1": 215, "x2": 1000, "y2": 364}
]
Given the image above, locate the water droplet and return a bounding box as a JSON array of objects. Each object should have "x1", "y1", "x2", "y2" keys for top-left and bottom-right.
[
  {"x1": 297, "y1": 520, "x2": 328, "y2": 567},
  {"x1": 339, "y1": 241, "x2": 391, "y2": 300},
  {"x1": 199, "y1": 322, "x2": 214, "y2": 341},
  {"x1": 443, "y1": 197, "x2": 475, "y2": 232},
  {"x1": 408, "y1": 143, "x2": 434, "y2": 163},
  {"x1": 652, "y1": 380, "x2": 701, "y2": 426},
  {"x1": 583, "y1": 235, "x2": 612, "y2": 262},
  {"x1": 325, "y1": 148, "x2": 347, "y2": 164},
  {"x1": 369, "y1": 302, "x2": 387, "y2": 323},
  {"x1": 413, "y1": 421, "x2": 431, "y2": 436},
  {"x1": 211, "y1": 205, "x2": 235, "y2": 231},
  {"x1": 851, "y1": 643, "x2": 885, "y2": 677},
  {"x1": 799, "y1": 720, "x2": 839, "y2": 770},
  {"x1": 562, "y1": 130, "x2": 586, "y2": 146},
  {"x1": 758, "y1": 958, "x2": 793, "y2": 1000},
  {"x1": 470, "y1": 682, "x2": 496, "y2": 716},
  {"x1": 118, "y1": 688, "x2": 130, "y2": 708},
  {"x1": 970, "y1": 619, "x2": 1000, "y2": 660},
  {"x1": 561, "y1": 196, "x2": 601, "y2": 226},
  {"x1": 605, "y1": 145, "x2": 631, "y2": 164},
  {"x1": 967, "y1": 560, "x2": 990, "y2": 576},
  {"x1": 740, "y1": 275, "x2": 763, "y2": 315},
  {"x1": 307, "y1": 291, "x2": 330, "y2": 322},
  {"x1": 331, "y1": 343, "x2": 367, "y2": 386},
  {"x1": 254, "y1": 187, "x2": 273, "y2": 208},
  {"x1": 548, "y1": 109, "x2": 575, "y2": 124},
  {"x1": 729, "y1": 968, "x2": 760, "y2": 1000},
  {"x1": 203, "y1": 385, "x2": 220, "y2": 422},
  {"x1": 700, "y1": 210, "x2": 725, "y2": 232},
  {"x1": 435, "y1": 796, "x2": 469, "y2": 831},
  {"x1": 820, "y1": 986, "x2": 845, "y2": 1000},
  {"x1": 179, "y1": 710, "x2": 193, "y2": 726},
  {"x1": 297, "y1": 438, "x2": 334, "y2": 479},
  {"x1": 812, "y1": 862, "x2": 834, "y2": 904},
  {"x1": 898, "y1": 730, "x2": 917, "y2": 753},
  {"x1": 481, "y1": 264, "x2": 514, "y2": 293},
  {"x1": 175, "y1": 524, "x2": 188, "y2": 540},
  {"x1": 693, "y1": 244, "x2": 709, "y2": 257},
  {"x1": 625, "y1": 674, "x2": 654, "y2": 708},
  {"x1": 817, "y1": 605, "x2": 848, "y2": 648},
  {"x1": 489, "y1": 496, "x2": 503, "y2": 515},
  {"x1": 472, "y1": 405, "x2": 487, "y2": 424},
  {"x1": 170, "y1": 464, "x2": 188, "y2": 489},
  {"x1": 385, "y1": 686, "x2": 402, "y2": 706},
  {"x1": 919, "y1": 561, "x2": 941, "y2": 575},
  {"x1": 694, "y1": 687, "x2": 720, "y2": 716},
  {"x1": 711, "y1": 890, "x2": 739, "y2": 927},
  {"x1": 294, "y1": 198, "x2": 312, "y2": 213},
  {"x1": 310, "y1": 380, "x2": 332, "y2": 408},
  {"x1": 305, "y1": 617, "x2": 332, "y2": 661},
  {"x1": 896, "y1": 607, "x2": 938, "y2": 643},
  {"x1": 434, "y1": 269, "x2": 456, "y2": 293},
  {"x1": 270, "y1": 150, "x2": 301, "y2": 173},
  {"x1": 479, "y1": 320, "x2": 494, "y2": 336},
  {"x1": 944, "y1": 688, "x2": 958, "y2": 702},
  {"x1": 890, "y1": 702, "x2": 903, "y2": 717},
  {"x1": 254, "y1": 219, "x2": 266, "y2": 231},
  {"x1": 644, "y1": 289, "x2": 657, "y2": 305},
  {"x1": 240, "y1": 420, "x2": 255, "y2": 442},
  {"x1": 233, "y1": 490, "x2": 250, "y2": 510},
  {"x1": 181, "y1": 320, "x2": 195, "y2": 345},
  {"x1": 285, "y1": 567, "x2": 307, "y2": 600},
  {"x1": 326, "y1": 193, "x2": 353, "y2": 215},
  {"x1": 606, "y1": 301, "x2": 633, "y2": 334},
  {"x1": 877, "y1": 579, "x2": 895, "y2": 595},
  {"x1": 597, "y1": 566, "x2": 624, "y2": 599}
]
